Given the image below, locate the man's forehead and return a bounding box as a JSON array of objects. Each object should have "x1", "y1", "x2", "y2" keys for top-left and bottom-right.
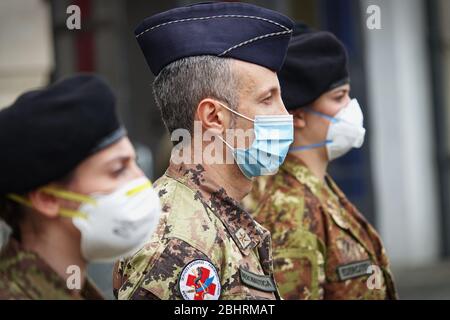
[{"x1": 232, "y1": 59, "x2": 279, "y2": 93}]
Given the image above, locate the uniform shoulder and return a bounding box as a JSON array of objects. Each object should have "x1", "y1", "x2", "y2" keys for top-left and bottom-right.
[
  {"x1": 154, "y1": 174, "x2": 225, "y2": 258},
  {"x1": 0, "y1": 242, "x2": 74, "y2": 299},
  {"x1": 118, "y1": 237, "x2": 215, "y2": 300}
]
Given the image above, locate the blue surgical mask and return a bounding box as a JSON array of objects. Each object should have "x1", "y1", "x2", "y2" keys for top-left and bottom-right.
[{"x1": 217, "y1": 102, "x2": 293, "y2": 179}]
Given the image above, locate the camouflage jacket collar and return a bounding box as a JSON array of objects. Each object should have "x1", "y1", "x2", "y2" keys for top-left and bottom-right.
[
  {"x1": 281, "y1": 154, "x2": 325, "y2": 198},
  {"x1": 0, "y1": 238, "x2": 103, "y2": 300},
  {"x1": 281, "y1": 154, "x2": 347, "y2": 203},
  {"x1": 166, "y1": 161, "x2": 265, "y2": 256}
]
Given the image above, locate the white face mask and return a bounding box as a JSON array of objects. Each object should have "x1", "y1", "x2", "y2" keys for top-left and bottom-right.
[
  {"x1": 8, "y1": 176, "x2": 162, "y2": 262},
  {"x1": 71, "y1": 177, "x2": 161, "y2": 262},
  {"x1": 325, "y1": 98, "x2": 366, "y2": 160},
  {"x1": 290, "y1": 99, "x2": 366, "y2": 161}
]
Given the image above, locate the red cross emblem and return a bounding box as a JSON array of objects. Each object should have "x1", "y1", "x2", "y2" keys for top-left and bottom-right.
[{"x1": 179, "y1": 260, "x2": 221, "y2": 300}]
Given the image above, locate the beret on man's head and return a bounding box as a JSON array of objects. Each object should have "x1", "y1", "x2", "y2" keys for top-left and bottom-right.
[
  {"x1": 0, "y1": 74, "x2": 126, "y2": 195},
  {"x1": 135, "y1": 1, "x2": 294, "y2": 76},
  {"x1": 279, "y1": 23, "x2": 350, "y2": 111}
]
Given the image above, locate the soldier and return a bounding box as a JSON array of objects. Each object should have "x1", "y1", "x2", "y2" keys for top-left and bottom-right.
[
  {"x1": 0, "y1": 75, "x2": 162, "y2": 299},
  {"x1": 113, "y1": 2, "x2": 294, "y2": 300},
  {"x1": 244, "y1": 24, "x2": 398, "y2": 299}
]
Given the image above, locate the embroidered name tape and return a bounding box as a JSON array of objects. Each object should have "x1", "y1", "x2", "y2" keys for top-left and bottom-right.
[
  {"x1": 336, "y1": 259, "x2": 372, "y2": 281},
  {"x1": 239, "y1": 267, "x2": 277, "y2": 292}
]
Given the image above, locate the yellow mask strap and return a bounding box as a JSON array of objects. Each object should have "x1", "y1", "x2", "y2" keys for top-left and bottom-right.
[
  {"x1": 126, "y1": 180, "x2": 152, "y2": 196},
  {"x1": 6, "y1": 193, "x2": 32, "y2": 208},
  {"x1": 39, "y1": 187, "x2": 96, "y2": 205},
  {"x1": 6, "y1": 193, "x2": 88, "y2": 220}
]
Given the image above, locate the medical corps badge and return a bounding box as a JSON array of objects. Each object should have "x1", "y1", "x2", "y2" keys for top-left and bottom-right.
[{"x1": 179, "y1": 259, "x2": 221, "y2": 300}]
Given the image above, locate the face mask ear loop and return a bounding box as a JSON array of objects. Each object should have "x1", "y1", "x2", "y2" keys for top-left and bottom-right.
[
  {"x1": 6, "y1": 193, "x2": 89, "y2": 220},
  {"x1": 59, "y1": 208, "x2": 88, "y2": 220},
  {"x1": 289, "y1": 140, "x2": 333, "y2": 152},
  {"x1": 305, "y1": 108, "x2": 339, "y2": 124},
  {"x1": 40, "y1": 187, "x2": 95, "y2": 220},
  {"x1": 217, "y1": 102, "x2": 255, "y2": 123},
  {"x1": 6, "y1": 194, "x2": 33, "y2": 208},
  {"x1": 40, "y1": 187, "x2": 97, "y2": 205},
  {"x1": 216, "y1": 134, "x2": 235, "y2": 151}
]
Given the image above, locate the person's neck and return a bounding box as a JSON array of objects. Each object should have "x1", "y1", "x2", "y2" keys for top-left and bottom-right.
[
  {"x1": 20, "y1": 220, "x2": 87, "y2": 292},
  {"x1": 204, "y1": 162, "x2": 252, "y2": 201},
  {"x1": 290, "y1": 148, "x2": 329, "y2": 182}
]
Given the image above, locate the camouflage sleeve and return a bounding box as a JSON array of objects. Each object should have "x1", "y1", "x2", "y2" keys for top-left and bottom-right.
[{"x1": 117, "y1": 238, "x2": 211, "y2": 300}]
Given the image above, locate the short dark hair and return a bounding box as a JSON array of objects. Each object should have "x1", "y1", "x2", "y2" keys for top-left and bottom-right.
[{"x1": 153, "y1": 55, "x2": 240, "y2": 141}]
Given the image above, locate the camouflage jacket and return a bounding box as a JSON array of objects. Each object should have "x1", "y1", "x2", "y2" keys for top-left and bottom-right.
[
  {"x1": 243, "y1": 154, "x2": 398, "y2": 300},
  {"x1": 113, "y1": 162, "x2": 280, "y2": 300},
  {"x1": 0, "y1": 238, "x2": 103, "y2": 300}
]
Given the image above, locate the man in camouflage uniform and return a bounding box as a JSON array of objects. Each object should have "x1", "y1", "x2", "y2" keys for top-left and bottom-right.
[
  {"x1": 113, "y1": 2, "x2": 294, "y2": 300},
  {"x1": 244, "y1": 25, "x2": 398, "y2": 300},
  {"x1": 114, "y1": 163, "x2": 279, "y2": 300}
]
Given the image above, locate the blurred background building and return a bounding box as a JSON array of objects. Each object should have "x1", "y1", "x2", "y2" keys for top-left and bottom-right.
[{"x1": 0, "y1": 0, "x2": 449, "y2": 299}]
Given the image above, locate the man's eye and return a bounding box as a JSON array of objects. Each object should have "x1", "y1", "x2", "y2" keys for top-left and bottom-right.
[{"x1": 262, "y1": 96, "x2": 272, "y2": 103}]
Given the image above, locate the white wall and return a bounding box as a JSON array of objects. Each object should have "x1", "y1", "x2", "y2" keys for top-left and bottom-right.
[
  {"x1": 361, "y1": 0, "x2": 439, "y2": 266},
  {"x1": 0, "y1": 0, "x2": 54, "y2": 109}
]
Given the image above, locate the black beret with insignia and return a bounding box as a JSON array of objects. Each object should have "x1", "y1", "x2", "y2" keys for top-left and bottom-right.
[
  {"x1": 0, "y1": 74, "x2": 126, "y2": 195},
  {"x1": 134, "y1": 1, "x2": 294, "y2": 75},
  {"x1": 279, "y1": 23, "x2": 350, "y2": 110}
]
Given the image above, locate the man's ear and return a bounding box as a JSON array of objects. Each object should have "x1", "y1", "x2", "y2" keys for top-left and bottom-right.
[
  {"x1": 196, "y1": 98, "x2": 231, "y2": 134},
  {"x1": 28, "y1": 189, "x2": 60, "y2": 219},
  {"x1": 291, "y1": 108, "x2": 307, "y2": 130}
]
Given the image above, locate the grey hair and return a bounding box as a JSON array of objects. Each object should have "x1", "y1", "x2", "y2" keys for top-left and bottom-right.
[{"x1": 153, "y1": 56, "x2": 240, "y2": 139}]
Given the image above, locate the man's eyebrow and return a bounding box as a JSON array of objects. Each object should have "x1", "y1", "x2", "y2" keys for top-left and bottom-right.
[{"x1": 255, "y1": 85, "x2": 279, "y2": 100}]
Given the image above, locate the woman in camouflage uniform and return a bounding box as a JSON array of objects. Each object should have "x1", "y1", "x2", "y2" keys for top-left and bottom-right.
[
  {"x1": 244, "y1": 24, "x2": 398, "y2": 300},
  {"x1": 0, "y1": 75, "x2": 160, "y2": 299}
]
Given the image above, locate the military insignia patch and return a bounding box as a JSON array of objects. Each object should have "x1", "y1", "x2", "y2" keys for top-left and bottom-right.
[{"x1": 179, "y1": 259, "x2": 221, "y2": 300}]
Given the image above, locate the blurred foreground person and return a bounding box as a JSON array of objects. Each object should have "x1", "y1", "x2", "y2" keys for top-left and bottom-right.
[{"x1": 0, "y1": 75, "x2": 161, "y2": 299}]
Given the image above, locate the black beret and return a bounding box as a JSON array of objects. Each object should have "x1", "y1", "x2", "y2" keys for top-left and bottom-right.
[
  {"x1": 0, "y1": 74, "x2": 126, "y2": 195},
  {"x1": 134, "y1": 1, "x2": 294, "y2": 76},
  {"x1": 279, "y1": 23, "x2": 350, "y2": 110}
]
